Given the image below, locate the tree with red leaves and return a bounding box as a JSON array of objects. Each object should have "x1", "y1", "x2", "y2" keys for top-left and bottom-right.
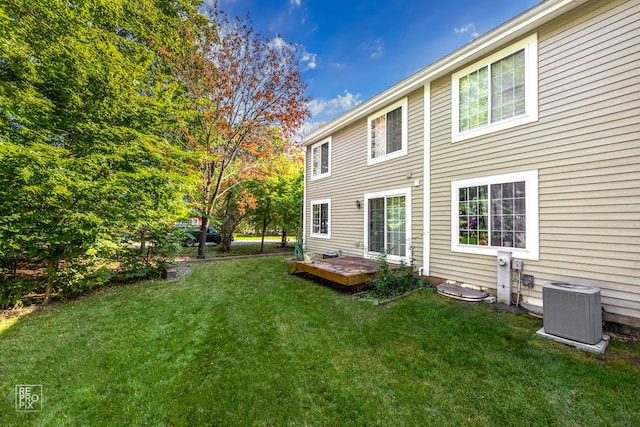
[{"x1": 167, "y1": 7, "x2": 309, "y2": 258}]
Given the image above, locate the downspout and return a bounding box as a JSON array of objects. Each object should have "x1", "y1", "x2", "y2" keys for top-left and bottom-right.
[
  {"x1": 302, "y1": 148, "x2": 307, "y2": 250},
  {"x1": 422, "y1": 82, "x2": 431, "y2": 277}
]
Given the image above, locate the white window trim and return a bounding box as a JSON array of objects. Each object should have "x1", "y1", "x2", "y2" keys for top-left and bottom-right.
[
  {"x1": 310, "y1": 137, "x2": 331, "y2": 181},
  {"x1": 364, "y1": 187, "x2": 412, "y2": 263},
  {"x1": 310, "y1": 199, "x2": 331, "y2": 239},
  {"x1": 451, "y1": 170, "x2": 539, "y2": 260},
  {"x1": 367, "y1": 97, "x2": 409, "y2": 165},
  {"x1": 452, "y1": 33, "x2": 538, "y2": 142}
]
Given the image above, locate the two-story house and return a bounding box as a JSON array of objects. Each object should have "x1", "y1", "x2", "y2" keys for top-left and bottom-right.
[{"x1": 301, "y1": 0, "x2": 639, "y2": 333}]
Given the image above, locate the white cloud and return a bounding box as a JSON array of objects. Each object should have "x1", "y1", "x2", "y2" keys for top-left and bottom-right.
[
  {"x1": 362, "y1": 38, "x2": 384, "y2": 60},
  {"x1": 454, "y1": 24, "x2": 480, "y2": 39},
  {"x1": 294, "y1": 120, "x2": 324, "y2": 142},
  {"x1": 370, "y1": 38, "x2": 384, "y2": 59},
  {"x1": 293, "y1": 91, "x2": 363, "y2": 142},
  {"x1": 301, "y1": 50, "x2": 317, "y2": 70},
  {"x1": 269, "y1": 35, "x2": 317, "y2": 71},
  {"x1": 290, "y1": 0, "x2": 301, "y2": 6},
  {"x1": 269, "y1": 35, "x2": 288, "y2": 50},
  {"x1": 307, "y1": 90, "x2": 362, "y2": 118}
]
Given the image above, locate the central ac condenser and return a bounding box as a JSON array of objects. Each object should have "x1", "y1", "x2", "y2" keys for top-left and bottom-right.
[{"x1": 542, "y1": 282, "x2": 603, "y2": 345}]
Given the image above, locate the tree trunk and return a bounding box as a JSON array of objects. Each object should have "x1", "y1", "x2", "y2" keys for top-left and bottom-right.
[
  {"x1": 43, "y1": 259, "x2": 55, "y2": 306},
  {"x1": 220, "y1": 235, "x2": 232, "y2": 252},
  {"x1": 10, "y1": 256, "x2": 17, "y2": 280},
  {"x1": 198, "y1": 217, "x2": 209, "y2": 259},
  {"x1": 280, "y1": 227, "x2": 287, "y2": 248},
  {"x1": 260, "y1": 214, "x2": 268, "y2": 253}
]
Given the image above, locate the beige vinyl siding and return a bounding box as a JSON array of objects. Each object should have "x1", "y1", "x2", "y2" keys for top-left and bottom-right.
[
  {"x1": 306, "y1": 118, "x2": 366, "y2": 256},
  {"x1": 305, "y1": 88, "x2": 425, "y2": 266},
  {"x1": 429, "y1": 0, "x2": 640, "y2": 324}
]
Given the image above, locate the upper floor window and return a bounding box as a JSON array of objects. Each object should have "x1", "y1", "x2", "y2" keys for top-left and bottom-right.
[
  {"x1": 452, "y1": 34, "x2": 538, "y2": 142},
  {"x1": 367, "y1": 98, "x2": 408, "y2": 165},
  {"x1": 451, "y1": 170, "x2": 539, "y2": 260},
  {"x1": 311, "y1": 137, "x2": 331, "y2": 180}
]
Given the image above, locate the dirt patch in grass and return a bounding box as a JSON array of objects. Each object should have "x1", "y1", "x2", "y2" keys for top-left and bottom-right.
[{"x1": 0, "y1": 303, "x2": 40, "y2": 324}]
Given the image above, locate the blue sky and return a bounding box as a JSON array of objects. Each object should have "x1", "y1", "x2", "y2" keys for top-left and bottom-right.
[{"x1": 204, "y1": 0, "x2": 541, "y2": 132}]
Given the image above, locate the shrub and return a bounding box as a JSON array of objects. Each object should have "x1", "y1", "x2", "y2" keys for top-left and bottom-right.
[
  {"x1": 367, "y1": 251, "x2": 420, "y2": 299},
  {"x1": 0, "y1": 278, "x2": 41, "y2": 309},
  {"x1": 0, "y1": 226, "x2": 183, "y2": 308},
  {"x1": 115, "y1": 225, "x2": 183, "y2": 279}
]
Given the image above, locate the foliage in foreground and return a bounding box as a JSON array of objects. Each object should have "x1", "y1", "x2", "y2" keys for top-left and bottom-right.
[
  {"x1": 0, "y1": 0, "x2": 201, "y2": 303},
  {"x1": 0, "y1": 227, "x2": 188, "y2": 309},
  {"x1": 1, "y1": 257, "x2": 638, "y2": 426},
  {"x1": 0, "y1": 0, "x2": 307, "y2": 300}
]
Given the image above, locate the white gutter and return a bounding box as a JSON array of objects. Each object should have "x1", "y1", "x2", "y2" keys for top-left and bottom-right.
[{"x1": 302, "y1": 0, "x2": 589, "y2": 146}]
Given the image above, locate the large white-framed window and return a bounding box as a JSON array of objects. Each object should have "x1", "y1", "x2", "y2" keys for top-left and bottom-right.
[
  {"x1": 310, "y1": 137, "x2": 331, "y2": 180},
  {"x1": 451, "y1": 170, "x2": 539, "y2": 260},
  {"x1": 367, "y1": 98, "x2": 408, "y2": 165},
  {"x1": 365, "y1": 188, "x2": 412, "y2": 262},
  {"x1": 452, "y1": 33, "x2": 538, "y2": 142},
  {"x1": 311, "y1": 199, "x2": 331, "y2": 239}
]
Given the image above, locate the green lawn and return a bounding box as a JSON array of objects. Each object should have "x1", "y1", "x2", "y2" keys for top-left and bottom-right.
[
  {"x1": 232, "y1": 234, "x2": 282, "y2": 241},
  {"x1": 1, "y1": 256, "x2": 639, "y2": 426},
  {"x1": 176, "y1": 242, "x2": 292, "y2": 261}
]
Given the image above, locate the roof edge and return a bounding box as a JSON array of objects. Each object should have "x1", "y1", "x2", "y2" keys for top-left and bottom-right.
[{"x1": 302, "y1": 0, "x2": 588, "y2": 147}]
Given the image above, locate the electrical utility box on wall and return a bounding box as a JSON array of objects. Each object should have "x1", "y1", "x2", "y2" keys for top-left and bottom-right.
[{"x1": 542, "y1": 282, "x2": 603, "y2": 345}]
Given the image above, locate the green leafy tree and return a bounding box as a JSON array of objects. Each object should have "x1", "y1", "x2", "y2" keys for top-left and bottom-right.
[
  {"x1": 215, "y1": 184, "x2": 251, "y2": 252},
  {"x1": 0, "y1": 0, "x2": 201, "y2": 303},
  {"x1": 246, "y1": 147, "x2": 303, "y2": 252}
]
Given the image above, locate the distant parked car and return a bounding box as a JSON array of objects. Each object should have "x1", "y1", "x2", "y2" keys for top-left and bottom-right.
[
  {"x1": 180, "y1": 226, "x2": 234, "y2": 246},
  {"x1": 182, "y1": 226, "x2": 222, "y2": 246}
]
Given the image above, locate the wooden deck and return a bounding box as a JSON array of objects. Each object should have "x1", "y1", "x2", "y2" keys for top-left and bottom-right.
[{"x1": 288, "y1": 256, "x2": 387, "y2": 287}]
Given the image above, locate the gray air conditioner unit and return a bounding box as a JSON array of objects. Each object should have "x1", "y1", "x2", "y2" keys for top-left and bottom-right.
[{"x1": 542, "y1": 282, "x2": 603, "y2": 345}]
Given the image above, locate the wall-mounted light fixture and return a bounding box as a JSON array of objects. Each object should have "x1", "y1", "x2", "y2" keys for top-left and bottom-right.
[{"x1": 355, "y1": 200, "x2": 361, "y2": 208}]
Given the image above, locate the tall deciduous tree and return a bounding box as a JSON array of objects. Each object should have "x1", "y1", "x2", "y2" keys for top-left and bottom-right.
[
  {"x1": 0, "y1": 0, "x2": 201, "y2": 303},
  {"x1": 246, "y1": 147, "x2": 303, "y2": 252},
  {"x1": 166, "y1": 7, "x2": 309, "y2": 258}
]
